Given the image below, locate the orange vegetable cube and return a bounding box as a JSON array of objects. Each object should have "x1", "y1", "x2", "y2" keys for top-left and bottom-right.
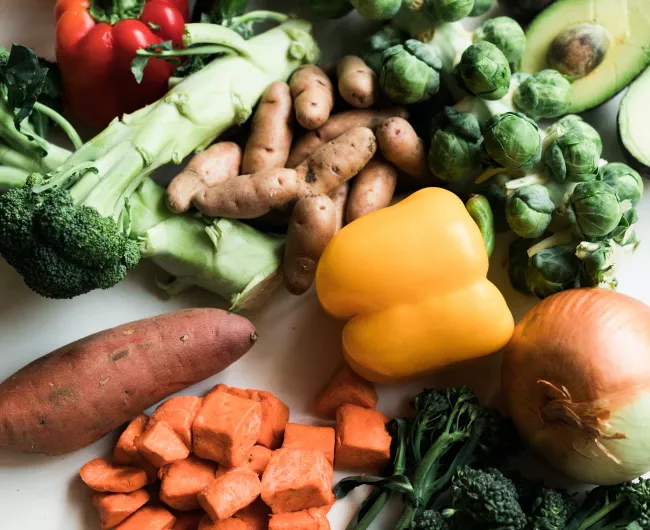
[
  {"x1": 172, "y1": 512, "x2": 205, "y2": 530},
  {"x1": 206, "y1": 384, "x2": 229, "y2": 398},
  {"x1": 215, "y1": 445, "x2": 273, "y2": 478},
  {"x1": 91, "y1": 489, "x2": 150, "y2": 529},
  {"x1": 150, "y1": 396, "x2": 203, "y2": 448},
  {"x1": 314, "y1": 363, "x2": 378, "y2": 419},
  {"x1": 115, "y1": 506, "x2": 177, "y2": 529},
  {"x1": 335, "y1": 404, "x2": 391, "y2": 470},
  {"x1": 114, "y1": 414, "x2": 149, "y2": 464},
  {"x1": 269, "y1": 506, "x2": 331, "y2": 530},
  {"x1": 192, "y1": 392, "x2": 262, "y2": 467},
  {"x1": 80, "y1": 458, "x2": 148, "y2": 493},
  {"x1": 199, "y1": 468, "x2": 261, "y2": 521},
  {"x1": 247, "y1": 390, "x2": 290, "y2": 450},
  {"x1": 159, "y1": 455, "x2": 218, "y2": 511},
  {"x1": 136, "y1": 421, "x2": 190, "y2": 468},
  {"x1": 282, "y1": 423, "x2": 335, "y2": 466},
  {"x1": 198, "y1": 516, "x2": 247, "y2": 530},
  {"x1": 233, "y1": 499, "x2": 271, "y2": 530},
  {"x1": 261, "y1": 448, "x2": 334, "y2": 514}
]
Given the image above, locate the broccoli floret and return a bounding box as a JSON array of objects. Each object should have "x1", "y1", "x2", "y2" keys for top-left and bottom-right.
[
  {"x1": 474, "y1": 407, "x2": 524, "y2": 467},
  {"x1": 412, "y1": 510, "x2": 451, "y2": 530},
  {"x1": 448, "y1": 467, "x2": 527, "y2": 530},
  {"x1": 514, "y1": 477, "x2": 577, "y2": 530},
  {"x1": 0, "y1": 175, "x2": 140, "y2": 298}
]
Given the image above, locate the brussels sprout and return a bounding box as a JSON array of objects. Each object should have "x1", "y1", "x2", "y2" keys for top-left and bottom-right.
[
  {"x1": 478, "y1": 173, "x2": 511, "y2": 232},
  {"x1": 428, "y1": 107, "x2": 482, "y2": 181},
  {"x1": 597, "y1": 162, "x2": 644, "y2": 207},
  {"x1": 567, "y1": 180, "x2": 622, "y2": 239},
  {"x1": 362, "y1": 25, "x2": 408, "y2": 73},
  {"x1": 544, "y1": 129, "x2": 601, "y2": 183},
  {"x1": 556, "y1": 114, "x2": 602, "y2": 153},
  {"x1": 308, "y1": 0, "x2": 354, "y2": 18},
  {"x1": 576, "y1": 241, "x2": 616, "y2": 290},
  {"x1": 514, "y1": 69, "x2": 573, "y2": 120},
  {"x1": 526, "y1": 245, "x2": 579, "y2": 299},
  {"x1": 483, "y1": 112, "x2": 542, "y2": 169},
  {"x1": 473, "y1": 16, "x2": 526, "y2": 64},
  {"x1": 351, "y1": 0, "x2": 403, "y2": 20},
  {"x1": 457, "y1": 41, "x2": 511, "y2": 100},
  {"x1": 429, "y1": 0, "x2": 475, "y2": 22},
  {"x1": 609, "y1": 208, "x2": 639, "y2": 247},
  {"x1": 548, "y1": 23, "x2": 610, "y2": 80},
  {"x1": 469, "y1": 0, "x2": 492, "y2": 16},
  {"x1": 505, "y1": 184, "x2": 555, "y2": 238},
  {"x1": 380, "y1": 39, "x2": 442, "y2": 104}
]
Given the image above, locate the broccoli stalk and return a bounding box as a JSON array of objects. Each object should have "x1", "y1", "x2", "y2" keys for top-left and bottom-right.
[{"x1": 0, "y1": 18, "x2": 318, "y2": 301}]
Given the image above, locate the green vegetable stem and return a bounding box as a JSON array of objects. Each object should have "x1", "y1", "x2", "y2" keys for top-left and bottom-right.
[{"x1": 466, "y1": 194, "x2": 495, "y2": 257}]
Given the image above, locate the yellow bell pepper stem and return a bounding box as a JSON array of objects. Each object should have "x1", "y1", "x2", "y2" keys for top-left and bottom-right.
[{"x1": 315, "y1": 187, "x2": 514, "y2": 383}]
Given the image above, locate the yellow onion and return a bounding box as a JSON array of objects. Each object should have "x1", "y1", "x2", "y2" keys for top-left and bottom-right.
[{"x1": 502, "y1": 288, "x2": 650, "y2": 485}]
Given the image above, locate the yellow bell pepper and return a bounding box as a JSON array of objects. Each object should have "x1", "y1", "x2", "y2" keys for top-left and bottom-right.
[{"x1": 315, "y1": 187, "x2": 514, "y2": 383}]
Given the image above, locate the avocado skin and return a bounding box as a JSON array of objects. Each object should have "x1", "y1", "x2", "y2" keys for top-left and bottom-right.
[
  {"x1": 617, "y1": 109, "x2": 650, "y2": 177},
  {"x1": 499, "y1": 0, "x2": 556, "y2": 23}
]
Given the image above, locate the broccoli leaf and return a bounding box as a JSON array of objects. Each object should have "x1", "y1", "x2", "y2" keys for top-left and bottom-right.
[
  {"x1": 29, "y1": 58, "x2": 63, "y2": 139},
  {"x1": 334, "y1": 475, "x2": 419, "y2": 506},
  {"x1": 131, "y1": 41, "x2": 176, "y2": 84}
]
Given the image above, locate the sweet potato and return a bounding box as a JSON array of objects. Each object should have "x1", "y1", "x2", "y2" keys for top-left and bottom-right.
[
  {"x1": 329, "y1": 182, "x2": 349, "y2": 233},
  {"x1": 376, "y1": 117, "x2": 430, "y2": 180},
  {"x1": 192, "y1": 168, "x2": 299, "y2": 219},
  {"x1": 80, "y1": 458, "x2": 148, "y2": 493},
  {"x1": 167, "y1": 142, "x2": 242, "y2": 213},
  {"x1": 243, "y1": 81, "x2": 294, "y2": 174},
  {"x1": 314, "y1": 363, "x2": 378, "y2": 419},
  {"x1": 199, "y1": 468, "x2": 262, "y2": 521},
  {"x1": 283, "y1": 195, "x2": 337, "y2": 296},
  {"x1": 282, "y1": 424, "x2": 335, "y2": 466},
  {"x1": 159, "y1": 455, "x2": 218, "y2": 511},
  {"x1": 261, "y1": 448, "x2": 334, "y2": 514},
  {"x1": 150, "y1": 396, "x2": 203, "y2": 449},
  {"x1": 198, "y1": 516, "x2": 246, "y2": 530},
  {"x1": 346, "y1": 157, "x2": 398, "y2": 223},
  {"x1": 115, "y1": 506, "x2": 176, "y2": 529},
  {"x1": 192, "y1": 391, "x2": 262, "y2": 468},
  {"x1": 173, "y1": 512, "x2": 205, "y2": 530},
  {"x1": 286, "y1": 108, "x2": 408, "y2": 168},
  {"x1": 215, "y1": 445, "x2": 273, "y2": 478},
  {"x1": 136, "y1": 421, "x2": 190, "y2": 468},
  {"x1": 114, "y1": 414, "x2": 149, "y2": 465},
  {"x1": 296, "y1": 126, "x2": 377, "y2": 197},
  {"x1": 337, "y1": 56, "x2": 378, "y2": 109},
  {"x1": 0, "y1": 309, "x2": 257, "y2": 455},
  {"x1": 91, "y1": 489, "x2": 151, "y2": 529},
  {"x1": 269, "y1": 507, "x2": 331, "y2": 530},
  {"x1": 290, "y1": 65, "x2": 335, "y2": 130},
  {"x1": 335, "y1": 404, "x2": 391, "y2": 470},
  {"x1": 233, "y1": 499, "x2": 271, "y2": 530}
]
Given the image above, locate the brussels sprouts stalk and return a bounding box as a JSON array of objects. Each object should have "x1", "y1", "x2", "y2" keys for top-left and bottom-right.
[
  {"x1": 527, "y1": 230, "x2": 574, "y2": 258},
  {"x1": 505, "y1": 173, "x2": 547, "y2": 193}
]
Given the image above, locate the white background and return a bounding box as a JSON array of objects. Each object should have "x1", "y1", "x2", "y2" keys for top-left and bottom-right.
[{"x1": 1, "y1": 1, "x2": 650, "y2": 528}]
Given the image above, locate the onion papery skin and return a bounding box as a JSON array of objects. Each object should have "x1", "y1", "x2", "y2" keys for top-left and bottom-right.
[{"x1": 502, "y1": 288, "x2": 650, "y2": 485}]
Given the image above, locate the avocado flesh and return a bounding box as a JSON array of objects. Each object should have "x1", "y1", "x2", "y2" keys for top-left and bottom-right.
[
  {"x1": 521, "y1": 0, "x2": 650, "y2": 113},
  {"x1": 619, "y1": 65, "x2": 650, "y2": 173}
]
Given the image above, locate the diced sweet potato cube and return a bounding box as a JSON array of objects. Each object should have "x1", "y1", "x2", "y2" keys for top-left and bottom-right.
[
  {"x1": 261, "y1": 448, "x2": 334, "y2": 514},
  {"x1": 91, "y1": 489, "x2": 150, "y2": 529},
  {"x1": 247, "y1": 390, "x2": 289, "y2": 450},
  {"x1": 199, "y1": 468, "x2": 261, "y2": 521},
  {"x1": 159, "y1": 455, "x2": 218, "y2": 511},
  {"x1": 150, "y1": 396, "x2": 203, "y2": 448},
  {"x1": 228, "y1": 387, "x2": 252, "y2": 400},
  {"x1": 114, "y1": 506, "x2": 176, "y2": 529},
  {"x1": 198, "y1": 516, "x2": 247, "y2": 530},
  {"x1": 205, "y1": 384, "x2": 229, "y2": 399},
  {"x1": 269, "y1": 506, "x2": 331, "y2": 530},
  {"x1": 80, "y1": 458, "x2": 148, "y2": 493},
  {"x1": 335, "y1": 404, "x2": 391, "y2": 470},
  {"x1": 114, "y1": 414, "x2": 149, "y2": 464},
  {"x1": 314, "y1": 363, "x2": 378, "y2": 419},
  {"x1": 197, "y1": 500, "x2": 270, "y2": 530},
  {"x1": 136, "y1": 421, "x2": 190, "y2": 468},
  {"x1": 192, "y1": 392, "x2": 262, "y2": 468},
  {"x1": 173, "y1": 512, "x2": 205, "y2": 530},
  {"x1": 215, "y1": 445, "x2": 273, "y2": 478},
  {"x1": 282, "y1": 424, "x2": 335, "y2": 466}
]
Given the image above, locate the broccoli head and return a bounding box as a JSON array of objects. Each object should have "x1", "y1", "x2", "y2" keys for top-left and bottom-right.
[
  {"x1": 513, "y1": 477, "x2": 577, "y2": 530},
  {"x1": 0, "y1": 175, "x2": 140, "y2": 298},
  {"x1": 412, "y1": 510, "x2": 451, "y2": 530}
]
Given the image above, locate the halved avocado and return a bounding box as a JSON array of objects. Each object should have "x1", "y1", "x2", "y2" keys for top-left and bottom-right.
[
  {"x1": 521, "y1": 0, "x2": 650, "y2": 113},
  {"x1": 619, "y1": 65, "x2": 650, "y2": 174}
]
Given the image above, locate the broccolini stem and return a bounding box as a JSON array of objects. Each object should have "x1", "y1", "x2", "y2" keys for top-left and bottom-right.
[
  {"x1": 348, "y1": 490, "x2": 389, "y2": 530},
  {"x1": 32, "y1": 102, "x2": 83, "y2": 150},
  {"x1": 577, "y1": 497, "x2": 625, "y2": 530}
]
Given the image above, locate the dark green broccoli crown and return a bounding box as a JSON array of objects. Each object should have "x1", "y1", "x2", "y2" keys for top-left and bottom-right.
[
  {"x1": 451, "y1": 467, "x2": 527, "y2": 530},
  {"x1": 514, "y1": 478, "x2": 577, "y2": 530},
  {"x1": 474, "y1": 408, "x2": 524, "y2": 465},
  {"x1": 623, "y1": 479, "x2": 650, "y2": 528},
  {"x1": 412, "y1": 510, "x2": 451, "y2": 530},
  {"x1": 0, "y1": 182, "x2": 140, "y2": 299}
]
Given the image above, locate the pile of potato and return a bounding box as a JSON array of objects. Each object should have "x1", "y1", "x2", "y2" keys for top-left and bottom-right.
[{"x1": 166, "y1": 56, "x2": 433, "y2": 295}]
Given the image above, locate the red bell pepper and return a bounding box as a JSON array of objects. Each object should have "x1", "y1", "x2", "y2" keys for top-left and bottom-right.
[{"x1": 55, "y1": 0, "x2": 189, "y2": 127}]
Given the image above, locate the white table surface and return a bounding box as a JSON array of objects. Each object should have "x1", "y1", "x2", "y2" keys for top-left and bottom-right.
[{"x1": 2, "y1": 1, "x2": 650, "y2": 528}]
